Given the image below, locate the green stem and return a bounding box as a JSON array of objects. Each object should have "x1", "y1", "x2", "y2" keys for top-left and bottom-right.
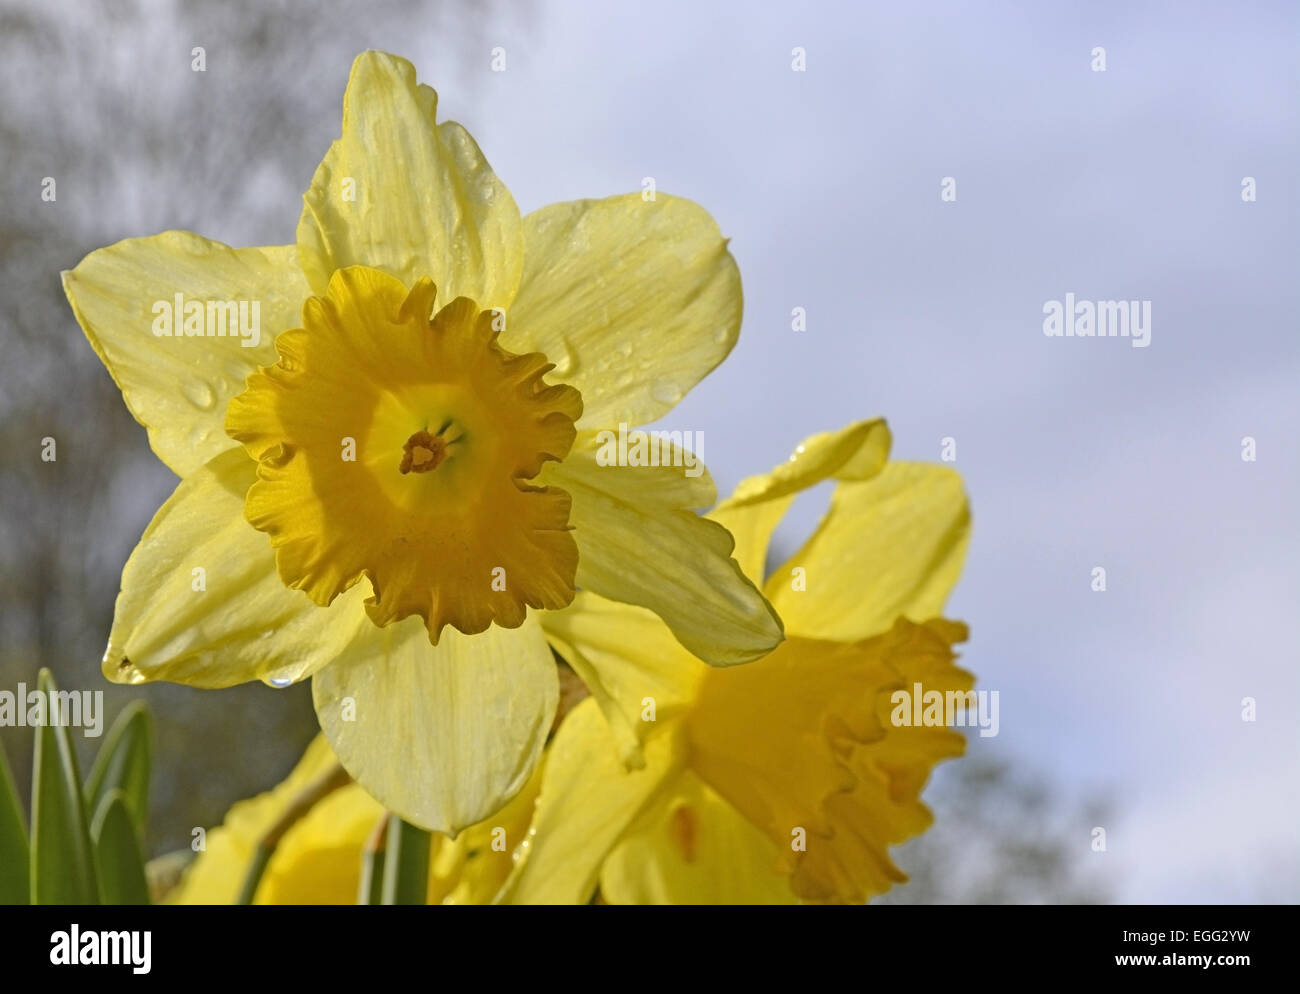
[
  {"x1": 357, "y1": 813, "x2": 389, "y2": 905},
  {"x1": 380, "y1": 817, "x2": 430, "y2": 905}
]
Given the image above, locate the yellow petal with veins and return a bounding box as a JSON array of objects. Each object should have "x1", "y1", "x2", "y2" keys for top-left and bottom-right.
[
  {"x1": 540, "y1": 591, "x2": 702, "y2": 767},
  {"x1": 61, "y1": 234, "x2": 309, "y2": 477},
  {"x1": 104, "y1": 447, "x2": 369, "y2": 689},
  {"x1": 506, "y1": 194, "x2": 742, "y2": 429},
  {"x1": 298, "y1": 51, "x2": 523, "y2": 308},
  {"x1": 710, "y1": 418, "x2": 892, "y2": 579},
  {"x1": 314, "y1": 613, "x2": 557, "y2": 835},
  {"x1": 768, "y1": 462, "x2": 970, "y2": 642},
  {"x1": 543, "y1": 433, "x2": 782, "y2": 667},
  {"x1": 496, "y1": 699, "x2": 684, "y2": 904},
  {"x1": 601, "y1": 772, "x2": 794, "y2": 905}
]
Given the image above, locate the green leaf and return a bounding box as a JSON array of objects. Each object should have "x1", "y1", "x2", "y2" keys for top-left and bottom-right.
[
  {"x1": 380, "y1": 817, "x2": 429, "y2": 905},
  {"x1": 0, "y1": 739, "x2": 30, "y2": 904},
  {"x1": 90, "y1": 790, "x2": 150, "y2": 905},
  {"x1": 30, "y1": 669, "x2": 99, "y2": 904},
  {"x1": 84, "y1": 701, "x2": 151, "y2": 842}
]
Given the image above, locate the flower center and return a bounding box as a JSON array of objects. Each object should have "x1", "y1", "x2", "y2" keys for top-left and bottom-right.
[
  {"x1": 225, "y1": 265, "x2": 584, "y2": 642},
  {"x1": 400, "y1": 426, "x2": 453, "y2": 474}
]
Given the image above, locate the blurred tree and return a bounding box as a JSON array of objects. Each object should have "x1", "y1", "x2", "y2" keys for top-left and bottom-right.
[{"x1": 875, "y1": 756, "x2": 1115, "y2": 904}]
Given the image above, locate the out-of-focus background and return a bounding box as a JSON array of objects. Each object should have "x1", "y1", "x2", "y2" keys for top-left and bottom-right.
[{"x1": 1, "y1": 0, "x2": 1295, "y2": 903}]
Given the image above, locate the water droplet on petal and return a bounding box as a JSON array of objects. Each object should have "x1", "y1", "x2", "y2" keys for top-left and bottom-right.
[
  {"x1": 182, "y1": 379, "x2": 217, "y2": 411},
  {"x1": 269, "y1": 676, "x2": 292, "y2": 688},
  {"x1": 650, "y1": 379, "x2": 683, "y2": 406}
]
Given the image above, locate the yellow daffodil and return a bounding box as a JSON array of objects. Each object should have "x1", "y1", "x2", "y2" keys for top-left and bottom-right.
[
  {"x1": 63, "y1": 51, "x2": 781, "y2": 833},
  {"x1": 497, "y1": 419, "x2": 974, "y2": 904},
  {"x1": 173, "y1": 735, "x2": 536, "y2": 904}
]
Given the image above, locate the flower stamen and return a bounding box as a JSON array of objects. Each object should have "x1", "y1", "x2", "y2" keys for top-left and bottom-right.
[{"x1": 400, "y1": 429, "x2": 449, "y2": 474}]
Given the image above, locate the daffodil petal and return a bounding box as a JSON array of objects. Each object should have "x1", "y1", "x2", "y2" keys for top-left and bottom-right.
[
  {"x1": 496, "y1": 699, "x2": 683, "y2": 904},
  {"x1": 433, "y1": 760, "x2": 544, "y2": 905},
  {"x1": 544, "y1": 437, "x2": 783, "y2": 667},
  {"x1": 540, "y1": 591, "x2": 701, "y2": 767},
  {"x1": 62, "y1": 233, "x2": 309, "y2": 477},
  {"x1": 173, "y1": 735, "x2": 345, "y2": 904},
  {"x1": 176, "y1": 731, "x2": 539, "y2": 905},
  {"x1": 258, "y1": 783, "x2": 384, "y2": 904},
  {"x1": 297, "y1": 51, "x2": 522, "y2": 307},
  {"x1": 312, "y1": 613, "x2": 557, "y2": 835},
  {"x1": 601, "y1": 771, "x2": 795, "y2": 905},
  {"x1": 105, "y1": 448, "x2": 369, "y2": 689},
  {"x1": 265, "y1": 761, "x2": 541, "y2": 905},
  {"x1": 768, "y1": 462, "x2": 971, "y2": 642},
  {"x1": 505, "y1": 194, "x2": 742, "y2": 428},
  {"x1": 709, "y1": 418, "x2": 892, "y2": 579}
]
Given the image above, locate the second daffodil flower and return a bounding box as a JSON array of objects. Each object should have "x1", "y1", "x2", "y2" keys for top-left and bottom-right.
[
  {"x1": 62, "y1": 51, "x2": 782, "y2": 833},
  {"x1": 499, "y1": 419, "x2": 973, "y2": 904}
]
